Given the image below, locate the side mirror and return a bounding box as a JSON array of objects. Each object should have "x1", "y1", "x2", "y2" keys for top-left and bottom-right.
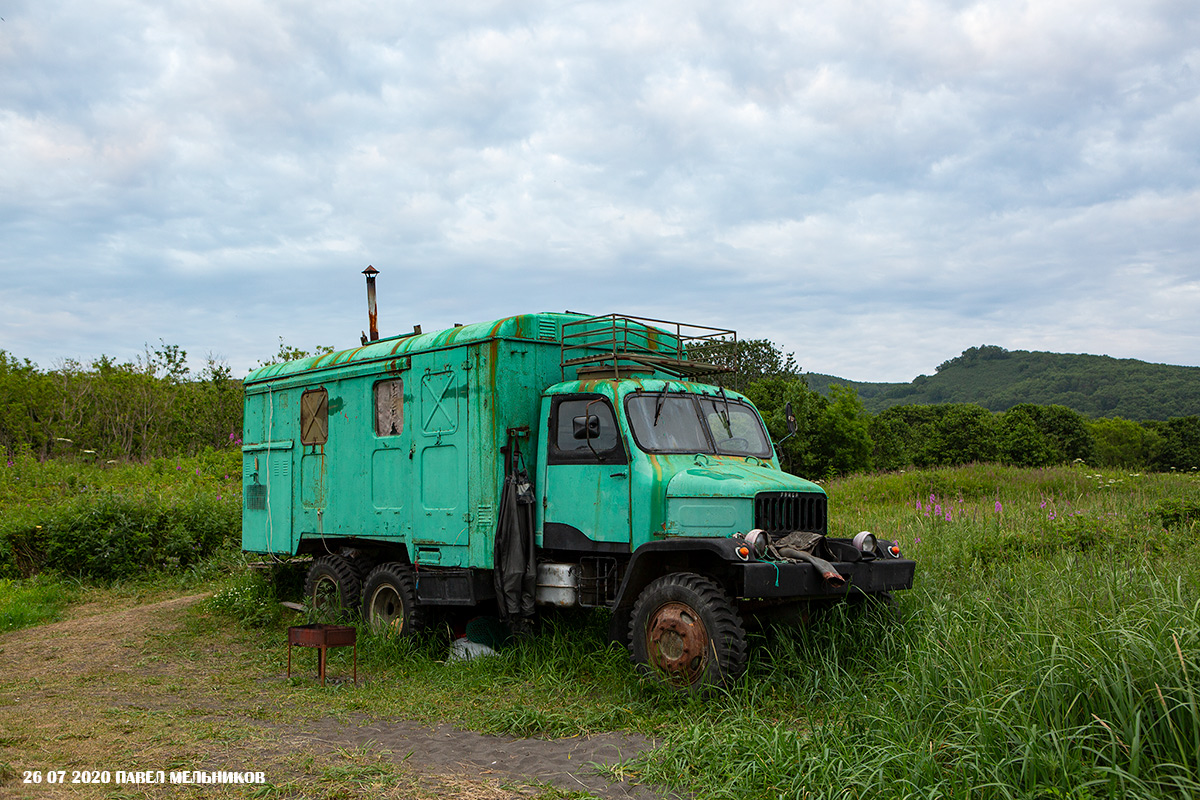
[
  {"x1": 784, "y1": 401, "x2": 797, "y2": 435},
  {"x1": 572, "y1": 414, "x2": 601, "y2": 440}
]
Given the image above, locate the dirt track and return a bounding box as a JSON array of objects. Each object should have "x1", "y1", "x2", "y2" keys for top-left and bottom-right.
[{"x1": 0, "y1": 595, "x2": 676, "y2": 800}]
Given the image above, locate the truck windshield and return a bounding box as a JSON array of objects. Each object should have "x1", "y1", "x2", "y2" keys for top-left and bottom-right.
[{"x1": 625, "y1": 393, "x2": 773, "y2": 457}]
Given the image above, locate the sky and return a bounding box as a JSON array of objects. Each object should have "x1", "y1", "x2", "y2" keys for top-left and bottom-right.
[{"x1": 2, "y1": 0, "x2": 1198, "y2": 383}]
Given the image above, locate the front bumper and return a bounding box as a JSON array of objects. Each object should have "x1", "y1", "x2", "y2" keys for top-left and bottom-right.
[{"x1": 737, "y1": 557, "x2": 916, "y2": 599}]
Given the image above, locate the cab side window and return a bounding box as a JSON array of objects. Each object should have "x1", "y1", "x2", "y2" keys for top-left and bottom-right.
[{"x1": 548, "y1": 395, "x2": 627, "y2": 464}]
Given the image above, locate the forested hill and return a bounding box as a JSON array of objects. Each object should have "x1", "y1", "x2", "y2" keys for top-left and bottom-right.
[{"x1": 807, "y1": 345, "x2": 1200, "y2": 421}]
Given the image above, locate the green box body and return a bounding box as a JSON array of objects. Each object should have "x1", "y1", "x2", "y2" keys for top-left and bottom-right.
[{"x1": 243, "y1": 314, "x2": 568, "y2": 568}]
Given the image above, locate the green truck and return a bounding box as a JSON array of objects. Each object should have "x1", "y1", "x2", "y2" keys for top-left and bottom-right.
[{"x1": 241, "y1": 311, "x2": 914, "y2": 689}]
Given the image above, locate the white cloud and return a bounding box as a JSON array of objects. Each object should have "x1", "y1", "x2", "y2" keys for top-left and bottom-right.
[{"x1": 1, "y1": 0, "x2": 1198, "y2": 383}]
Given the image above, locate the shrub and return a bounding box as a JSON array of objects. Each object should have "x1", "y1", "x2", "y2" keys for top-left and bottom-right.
[
  {"x1": 1147, "y1": 416, "x2": 1200, "y2": 471},
  {"x1": 1089, "y1": 416, "x2": 1156, "y2": 468},
  {"x1": 1154, "y1": 498, "x2": 1200, "y2": 531},
  {"x1": 1, "y1": 490, "x2": 240, "y2": 581},
  {"x1": 1001, "y1": 405, "x2": 1071, "y2": 466}
]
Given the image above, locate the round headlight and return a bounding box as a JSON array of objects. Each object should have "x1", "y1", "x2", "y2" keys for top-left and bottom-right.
[
  {"x1": 852, "y1": 531, "x2": 877, "y2": 554},
  {"x1": 745, "y1": 529, "x2": 769, "y2": 558}
]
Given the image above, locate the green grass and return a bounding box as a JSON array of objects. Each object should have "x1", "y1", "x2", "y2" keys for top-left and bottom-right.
[
  {"x1": 0, "y1": 574, "x2": 77, "y2": 631},
  {"x1": 5, "y1": 459, "x2": 1200, "y2": 799},
  {"x1": 287, "y1": 606, "x2": 663, "y2": 736},
  {"x1": 0, "y1": 450, "x2": 244, "y2": 634},
  {"x1": 221, "y1": 463, "x2": 1196, "y2": 798},
  {"x1": 621, "y1": 464, "x2": 1200, "y2": 800},
  {"x1": 193, "y1": 464, "x2": 1200, "y2": 799}
]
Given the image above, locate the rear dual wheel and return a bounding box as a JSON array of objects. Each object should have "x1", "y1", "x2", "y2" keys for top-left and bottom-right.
[
  {"x1": 361, "y1": 562, "x2": 419, "y2": 635},
  {"x1": 629, "y1": 572, "x2": 747, "y2": 692}
]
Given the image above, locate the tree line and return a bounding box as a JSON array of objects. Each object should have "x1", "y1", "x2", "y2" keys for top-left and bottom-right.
[
  {"x1": 714, "y1": 340, "x2": 1200, "y2": 477},
  {"x1": 0, "y1": 344, "x2": 243, "y2": 461},
  {"x1": 2, "y1": 339, "x2": 1198, "y2": 475}
]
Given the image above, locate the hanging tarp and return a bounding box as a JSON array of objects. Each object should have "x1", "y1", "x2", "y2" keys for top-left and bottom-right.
[{"x1": 493, "y1": 434, "x2": 536, "y2": 621}]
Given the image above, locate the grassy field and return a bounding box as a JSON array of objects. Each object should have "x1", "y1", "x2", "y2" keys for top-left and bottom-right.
[
  {"x1": 1, "y1": 460, "x2": 1198, "y2": 799},
  {"x1": 0, "y1": 447, "x2": 242, "y2": 591}
]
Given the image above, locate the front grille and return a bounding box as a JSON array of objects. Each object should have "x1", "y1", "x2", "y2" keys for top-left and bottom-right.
[{"x1": 755, "y1": 492, "x2": 826, "y2": 536}]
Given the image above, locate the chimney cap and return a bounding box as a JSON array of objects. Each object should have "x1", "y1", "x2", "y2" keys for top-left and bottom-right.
[{"x1": 362, "y1": 265, "x2": 379, "y2": 276}]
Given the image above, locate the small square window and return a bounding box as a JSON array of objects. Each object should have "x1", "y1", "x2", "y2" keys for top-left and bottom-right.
[
  {"x1": 375, "y1": 379, "x2": 404, "y2": 436},
  {"x1": 300, "y1": 389, "x2": 329, "y2": 445}
]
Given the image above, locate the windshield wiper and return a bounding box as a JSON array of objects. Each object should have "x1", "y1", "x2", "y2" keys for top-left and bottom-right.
[
  {"x1": 716, "y1": 388, "x2": 732, "y2": 435},
  {"x1": 653, "y1": 392, "x2": 666, "y2": 426}
]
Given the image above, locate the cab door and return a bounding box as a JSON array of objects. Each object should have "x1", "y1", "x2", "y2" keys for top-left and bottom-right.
[{"x1": 540, "y1": 394, "x2": 631, "y2": 550}]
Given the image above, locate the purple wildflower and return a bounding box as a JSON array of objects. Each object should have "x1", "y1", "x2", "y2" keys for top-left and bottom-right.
[
  {"x1": 934, "y1": 504, "x2": 942, "y2": 516},
  {"x1": 944, "y1": 510, "x2": 952, "y2": 521},
  {"x1": 995, "y1": 500, "x2": 1003, "y2": 513},
  {"x1": 916, "y1": 500, "x2": 922, "y2": 511}
]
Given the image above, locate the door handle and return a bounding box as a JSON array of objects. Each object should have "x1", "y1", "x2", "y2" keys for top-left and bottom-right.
[{"x1": 609, "y1": 472, "x2": 628, "y2": 479}]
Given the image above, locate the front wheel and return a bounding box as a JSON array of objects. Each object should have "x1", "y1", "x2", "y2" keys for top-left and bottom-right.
[
  {"x1": 628, "y1": 572, "x2": 747, "y2": 692},
  {"x1": 303, "y1": 555, "x2": 361, "y2": 619},
  {"x1": 361, "y1": 562, "x2": 419, "y2": 635}
]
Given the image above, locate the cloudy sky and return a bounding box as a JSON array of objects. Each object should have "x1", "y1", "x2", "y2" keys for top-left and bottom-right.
[{"x1": 2, "y1": 0, "x2": 1198, "y2": 382}]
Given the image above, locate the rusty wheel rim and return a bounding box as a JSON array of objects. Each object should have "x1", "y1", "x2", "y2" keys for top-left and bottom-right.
[
  {"x1": 310, "y1": 575, "x2": 340, "y2": 611},
  {"x1": 645, "y1": 601, "x2": 710, "y2": 686},
  {"x1": 368, "y1": 585, "x2": 405, "y2": 635}
]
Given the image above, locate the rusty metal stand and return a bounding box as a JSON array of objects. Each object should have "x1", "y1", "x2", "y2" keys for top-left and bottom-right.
[{"x1": 287, "y1": 624, "x2": 357, "y2": 685}]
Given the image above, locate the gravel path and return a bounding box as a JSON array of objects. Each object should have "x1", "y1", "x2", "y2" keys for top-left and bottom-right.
[{"x1": 0, "y1": 594, "x2": 682, "y2": 799}]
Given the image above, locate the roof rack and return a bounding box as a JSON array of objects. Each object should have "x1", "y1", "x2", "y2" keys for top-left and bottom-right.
[{"x1": 560, "y1": 314, "x2": 737, "y2": 380}]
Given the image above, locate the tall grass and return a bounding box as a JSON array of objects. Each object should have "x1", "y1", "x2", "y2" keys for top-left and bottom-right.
[
  {"x1": 633, "y1": 572, "x2": 1198, "y2": 799},
  {"x1": 332, "y1": 607, "x2": 657, "y2": 736},
  {"x1": 630, "y1": 465, "x2": 1200, "y2": 799},
  {"x1": 207, "y1": 463, "x2": 1197, "y2": 799},
  {"x1": 9, "y1": 457, "x2": 1198, "y2": 798}
]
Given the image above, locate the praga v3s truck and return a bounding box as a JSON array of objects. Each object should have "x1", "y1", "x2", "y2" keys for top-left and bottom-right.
[{"x1": 241, "y1": 312, "x2": 915, "y2": 689}]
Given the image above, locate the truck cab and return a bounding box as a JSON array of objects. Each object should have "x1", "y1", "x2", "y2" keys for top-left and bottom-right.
[
  {"x1": 534, "y1": 376, "x2": 911, "y2": 687},
  {"x1": 540, "y1": 378, "x2": 808, "y2": 548}
]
